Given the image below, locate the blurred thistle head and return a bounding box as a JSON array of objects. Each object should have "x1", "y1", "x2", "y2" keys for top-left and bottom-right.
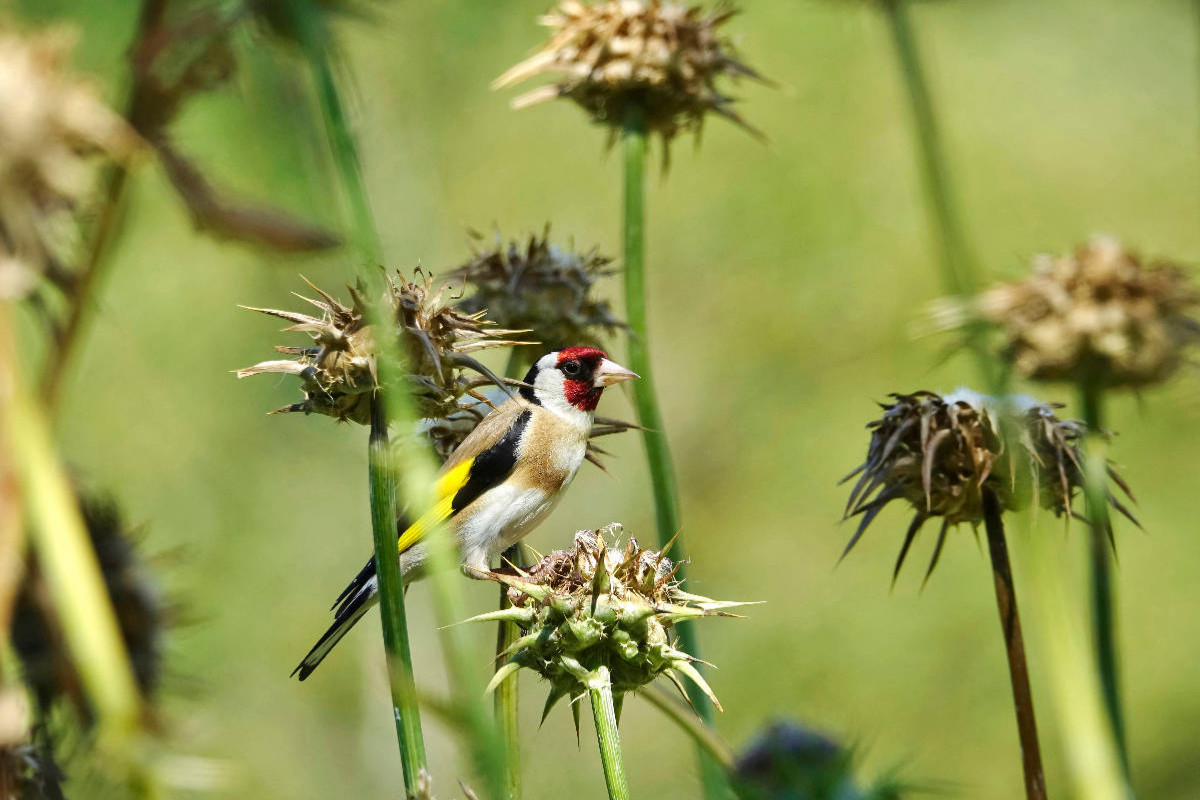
[
  {"x1": 469, "y1": 524, "x2": 747, "y2": 724},
  {"x1": 12, "y1": 490, "x2": 165, "y2": 725},
  {"x1": 449, "y1": 226, "x2": 624, "y2": 360},
  {"x1": 936, "y1": 235, "x2": 1200, "y2": 389},
  {"x1": 238, "y1": 270, "x2": 530, "y2": 433},
  {"x1": 0, "y1": 733, "x2": 67, "y2": 800},
  {"x1": 841, "y1": 390, "x2": 1136, "y2": 583},
  {"x1": 494, "y1": 0, "x2": 764, "y2": 148},
  {"x1": 732, "y1": 720, "x2": 904, "y2": 800},
  {"x1": 0, "y1": 26, "x2": 137, "y2": 300}
]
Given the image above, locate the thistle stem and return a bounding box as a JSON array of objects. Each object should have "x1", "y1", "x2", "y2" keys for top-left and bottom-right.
[
  {"x1": 369, "y1": 400, "x2": 427, "y2": 792},
  {"x1": 495, "y1": 543, "x2": 523, "y2": 800},
  {"x1": 290, "y1": 5, "x2": 504, "y2": 795},
  {"x1": 1078, "y1": 379, "x2": 1131, "y2": 780},
  {"x1": 39, "y1": 165, "x2": 130, "y2": 414},
  {"x1": 640, "y1": 686, "x2": 736, "y2": 772},
  {"x1": 2, "y1": 305, "x2": 141, "y2": 746},
  {"x1": 982, "y1": 489, "x2": 1047, "y2": 800},
  {"x1": 623, "y1": 105, "x2": 727, "y2": 799},
  {"x1": 881, "y1": 0, "x2": 996, "y2": 387},
  {"x1": 589, "y1": 667, "x2": 630, "y2": 800}
]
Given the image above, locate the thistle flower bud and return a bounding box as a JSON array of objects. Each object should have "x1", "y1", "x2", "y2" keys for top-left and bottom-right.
[
  {"x1": 449, "y1": 227, "x2": 624, "y2": 357},
  {"x1": 495, "y1": 1, "x2": 763, "y2": 146},
  {"x1": 841, "y1": 390, "x2": 1136, "y2": 582},
  {"x1": 12, "y1": 490, "x2": 165, "y2": 724},
  {"x1": 939, "y1": 236, "x2": 1200, "y2": 388},
  {"x1": 237, "y1": 270, "x2": 530, "y2": 428},
  {"x1": 468, "y1": 524, "x2": 746, "y2": 723},
  {"x1": 0, "y1": 27, "x2": 137, "y2": 299},
  {"x1": 732, "y1": 720, "x2": 903, "y2": 800}
]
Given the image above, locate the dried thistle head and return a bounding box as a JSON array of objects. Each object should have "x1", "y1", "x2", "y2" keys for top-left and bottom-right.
[
  {"x1": 469, "y1": 524, "x2": 747, "y2": 724},
  {"x1": 732, "y1": 720, "x2": 904, "y2": 800},
  {"x1": 450, "y1": 227, "x2": 623, "y2": 358},
  {"x1": 940, "y1": 236, "x2": 1200, "y2": 388},
  {"x1": 495, "y1": 1, "x2": 763, "y2": 147},
  {"x1": 12, "y1": 491, "x2": 165, "y2": 725},
  {"x1": 238, "y1": 270, "x2": 530, "y2": 429},
  {"x1": 0, "y1": 27, "x2": 137, "y2": 299},
  {"x1": 841, "y1": 390, "x2": 1136, "y2": 583}
]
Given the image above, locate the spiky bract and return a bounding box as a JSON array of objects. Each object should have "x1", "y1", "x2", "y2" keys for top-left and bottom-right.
[
  {"x1": 238, "y1": 271, "x2": 529, "y2": 430},
  {"x1": 495, "y1": 0, "x2": 762, "y2": 145},
  {"x1": 469, "y1": 524, "x2": 745, "y2": 723},
  {"x1": 841, "y1": 390, "x2": 1135, "y2": 582},
  {"x1": 450, "y1": 227, "x2": 623, "y2": 356},
  {"x1": 941, "y1": 235, "x2": 1200, "y2": 388},
  {"x1": 0, "y1": 27, "x2": 136, "y2": 299}
]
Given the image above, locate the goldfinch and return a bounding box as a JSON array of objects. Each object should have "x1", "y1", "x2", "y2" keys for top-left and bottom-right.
[{"x1": 293, "y1": 346, "x2": 638, "y2": 680}]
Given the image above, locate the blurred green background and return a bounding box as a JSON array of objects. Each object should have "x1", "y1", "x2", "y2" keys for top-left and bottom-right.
[{"x1": 12, "y1": 0, "x2": 1200, "y2": 797}]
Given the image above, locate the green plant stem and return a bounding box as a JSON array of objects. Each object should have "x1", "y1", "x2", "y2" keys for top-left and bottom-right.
[
  {"x1": 495, "y1": 544, "x2": 522, "y2": 800},
  {"x1": 40, "y1": 166, "x2": 130, "y2": 414},
  {"x1": 2, "y1": 305, "x2": 141, "y2": 745},
  {"x1": 622, "y1": 106, "x2": 726, "y2": 799},
  {"x1": 291, "y1": 7, "x2": 505, "y2": 795},
  {"x1": 641, "y1": 686, "x2": 736, "y2": 772},
  {"x1": 1078, "y1": 380, "x2": 1130, "y2": 780},
  {"x1": 1020, "y1": 501, "x2": 1128, "y2": 800},
  {"x1": 370, "y1": 400, "x2": 427, "y2": 792},
  {"x1": 982, "y1": 489, "x2": 1047, "y2": 800},
  {"x1": 589, "y1": 667, "x2": 630, "y2": 800},
  {"x1": 881, "y1": 0, "x2": 997, "y2": 387}
]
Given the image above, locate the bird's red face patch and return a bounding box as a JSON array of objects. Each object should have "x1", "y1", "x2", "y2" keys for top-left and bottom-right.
[{"x1": 556, "y1": 347, "x2": 608, "y2": 411}]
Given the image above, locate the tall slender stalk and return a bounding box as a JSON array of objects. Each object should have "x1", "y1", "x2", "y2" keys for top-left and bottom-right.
[
  {"x1": 1021, "y1": 500, "x2": 1128, "y2": 800},
  {"x1": 640, "y1": 686, "x2": 736, "y2": 772},
  {"x1": 981, "y1": 489, "x2": 1047, "y2": 800},
  {"x1": 289, "y1": 5, "x2": 505, "y2": 794},
  {"x1": 494, "y1": 543, "x2": 523, "y2": 800},
  {"x1": 39, "y1": 166, "x2": 130, "y2": 413},
  {"x1": 589, "y1": 667, "x2": 630, "y2": 800},
  {"x1": 2, "y1": 306, "x2": 141, "y2": 745},
  {"x1": 370, "y1": 400, "x2": 427, "y2": 791},
  {"x1": 622, "y1": 106, "x2": 726, "y2": 798},
  {"x1": 880, "y1": 0, "x2": 999, "y2": 388},
  {"x1": 1078, "y1": 379, "x2": 1130, "y2": 779}
]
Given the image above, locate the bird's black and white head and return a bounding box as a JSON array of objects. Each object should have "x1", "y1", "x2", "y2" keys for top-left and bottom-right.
[{"x1": 520, "y1": 347, "x2": 638, "y2": 421}]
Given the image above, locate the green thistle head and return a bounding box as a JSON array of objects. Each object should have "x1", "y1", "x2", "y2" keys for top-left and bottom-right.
[{"x1": 468, "y1": 524, "x2": 747, "y2": 724}]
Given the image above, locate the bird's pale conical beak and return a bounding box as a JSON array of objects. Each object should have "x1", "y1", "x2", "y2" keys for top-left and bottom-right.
[{"x1": 593, "y1": 359, "x2": 639, "y2": 387}]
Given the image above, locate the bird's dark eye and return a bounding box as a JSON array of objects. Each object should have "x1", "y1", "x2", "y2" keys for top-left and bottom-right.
[{"x1": 561, "y1": 360, "x2": 581, "y2": 377}]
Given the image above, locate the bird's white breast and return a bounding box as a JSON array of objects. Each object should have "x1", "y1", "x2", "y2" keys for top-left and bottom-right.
[{"x1": 456, "y1": 482, "x2": 566, "y2": 571}]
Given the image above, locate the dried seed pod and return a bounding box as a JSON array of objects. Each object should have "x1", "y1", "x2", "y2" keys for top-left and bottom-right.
[
  {"x1": 939, "y1": 236, "x2": 1200, "y2": 388},
  {"x1": 238, "y1": 270, "x2": 530, "y2": 427},
  {"x1": 468, "y1": 524, "x2": 747, "y2": 723},
  {"x1": 841, "y1": 390, "x2": 1136, "y2": 583},
  {"x1": 449, "y1": 227, "x2": 624, "y2": 357},
  {"x1": 0, "y1": 27, "x2": 137, "y2": 300},
  {"x1": 495, "y1": 0, "x2": 764, "y2": 147},
  {"x1": 12, "y1": 491, "x2": 165, "y2": 725},
  {"x1": 732, "y1": 720, "x2": 904, "y2": 800}
]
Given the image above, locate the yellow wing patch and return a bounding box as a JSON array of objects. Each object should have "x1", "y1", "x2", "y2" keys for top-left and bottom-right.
[{"x1": 396, "y1": 458, "x2": 474, "y2": 555}]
